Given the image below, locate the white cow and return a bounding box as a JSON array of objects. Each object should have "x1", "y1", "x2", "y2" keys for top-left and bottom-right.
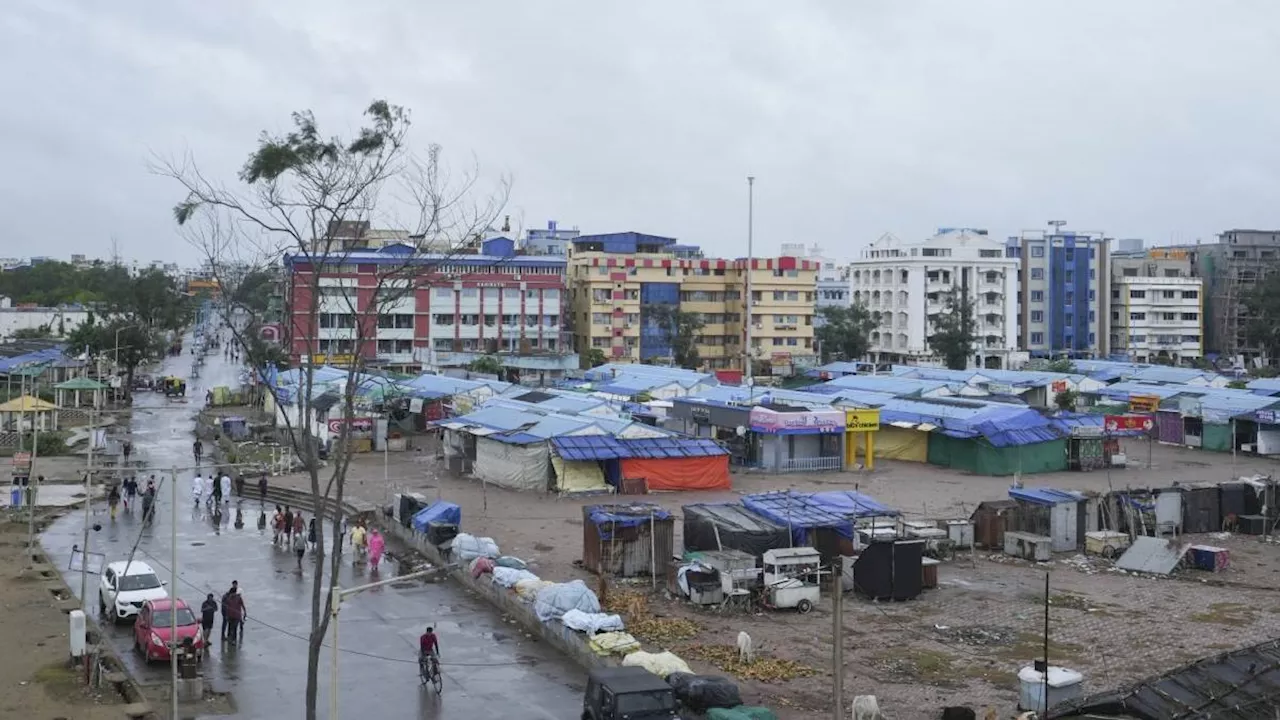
[{"x1": 736, "y1": 631, "x2": 753, "y2": 664}]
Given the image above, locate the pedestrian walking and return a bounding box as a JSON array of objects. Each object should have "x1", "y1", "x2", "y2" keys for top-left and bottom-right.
[
  {"x1": 307, "y1": 518, "x2": 317, "y2": 551},
  {"x1": 122, "y1": 440, "x2": 132, "y2": 465},
  {"x1": 257, "y1": 509, "x2": 267, "y2": 532},
  {"x1": 220, "y1": 473, "x2": 232, "y2": 504},
  {"x1": 258, "y1": 473, "x2": 268, "y2": 503},
  {"x1": 340, "y1": 515, "x2": 350, "y2": 549},
  {"x1": 219, "y1": 581, "x2": 238, "y2": 641},
  {"x1": 192, "y1": 473, "x2": 204, "y2": 509},
  {"x1": 234, "y1": 474, "x2": 245, "y2": 498},
  {"x1": 200, "y1": 593, "x2": 217, "y2": 647},
  {"x1": 351, "y1": 521, "x2": 367, "y2": 563},
  {"x1": 223, "y1": 587, "x2": 246, "y2": 645},
  {"x1": 367, "y1": 529, "x2": 385, "y2": 572},
  {"x1": 272, "y1": 506, "x2": 284, "y2": 545},
  {"x1": 292, "y1": 531, "x2": 306, "y2": 570},
  {"x1": 108, "y1": 484, "x2": 120, "y2": 520},
  {"x1": 283, "y1": 507, "x2": 294, "y2": 543},
  {"x1": 292, "y1": 512, "x2": 305, "y2": 545},
  {"x1": 211, "y1": 476, "x2": 223, "y2": 506},
  {"x1": 234, "y1": 507, "x2": 244, "y2": 529}
]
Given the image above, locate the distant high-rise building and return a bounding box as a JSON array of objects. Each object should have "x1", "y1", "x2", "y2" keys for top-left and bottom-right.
[
  {"x1": 1194, "y1": 229, "x2": 1280, "y2": 364},
  {"x1": 1007, "y1": 227, "x2": 1111, "y2": 358},
  {"x1": 1109, "y1": 247, "x2": 1203, "y2": 364},
  {"x1": 523, "y1": 220, "x2": 581, "y2": 256}
]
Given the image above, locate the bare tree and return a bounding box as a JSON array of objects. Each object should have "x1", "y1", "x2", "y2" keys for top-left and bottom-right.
[{"x1": 154, "y1": 100, "x2": 509, "y2": 719}]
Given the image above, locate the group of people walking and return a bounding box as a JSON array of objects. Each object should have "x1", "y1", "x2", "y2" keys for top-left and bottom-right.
[
  {"x1": 199, "y1": 580, "x2": 247, "y2": 649},
  {"x1": 106, "y1": 475, "x2": 157, "y2": 523},
  {"x1": 268, "y1": 505, "x2": 385, "y2": 571}
]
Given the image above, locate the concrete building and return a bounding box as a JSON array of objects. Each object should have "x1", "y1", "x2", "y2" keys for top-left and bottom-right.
[
  {"x1": 283, "y1": 238, "x2": 577, "y2": 384},
  {"x1": 1191, "y1": 230, "x2": 1280, "y2": 365},
  {"x1": 781, "y1": 243, "x2": 849, "y2": 323},
  {"x1": 566, "y1": 232, "x2": 818, "y2": 373},
  {"x1": 523, "y1": 220, "x2": 581, "y2": 256},
  {"x1": 1109, "y1": 248, "x2": 1204, "y2": 364},
  {"x1": 0, "y1": 297, "x2": 90, "y2": 340},
  {"x1": 848, "y1": 229, "x2": 1019, "y2": 368},
  {"x1": 1007, "y1": 228, "x2": 1111, "y2": 358}
]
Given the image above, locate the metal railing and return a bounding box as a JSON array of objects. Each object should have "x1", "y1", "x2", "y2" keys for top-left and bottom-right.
[{"x1": 778, "y1": 455, "x2": 844, "y2": 473}]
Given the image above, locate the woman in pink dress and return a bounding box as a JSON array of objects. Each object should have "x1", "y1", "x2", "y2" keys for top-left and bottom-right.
[{"x1": 367, "y1": 529, "x2": 385, "y2": 571}]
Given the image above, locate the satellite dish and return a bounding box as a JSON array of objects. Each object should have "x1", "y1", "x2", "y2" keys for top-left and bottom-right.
[{"x1": 735, "y1": 425, "x2": 747, "y2": 437}]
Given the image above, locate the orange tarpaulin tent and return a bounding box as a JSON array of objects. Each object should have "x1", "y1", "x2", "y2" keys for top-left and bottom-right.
[{"x1": 619, "y1": 456, "x2": 731, "y2": 492}]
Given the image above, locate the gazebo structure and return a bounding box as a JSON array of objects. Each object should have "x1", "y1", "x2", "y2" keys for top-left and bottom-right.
[
  {"x1": 0, "y1": 395, "x2": 60, "y2": 432},
  {"x1": 54, "y1": 377, "x2": 108, "y2": 409}
]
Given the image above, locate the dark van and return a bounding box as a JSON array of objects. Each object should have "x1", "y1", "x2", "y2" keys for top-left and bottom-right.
[{"x1": 582, "y1": 666, "x2": 679, "y2": 720}]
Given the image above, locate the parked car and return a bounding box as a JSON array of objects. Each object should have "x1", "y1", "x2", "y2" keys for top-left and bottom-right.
[
  {"x1": 582, "y1": 667, "x2": 679, "y2": 720},
  {"x1": 133, "y1": 598, "x2": 203, "y2": 663},
  {"x1": 98, "y1": 560, "x2": 167, "y2": 623}
]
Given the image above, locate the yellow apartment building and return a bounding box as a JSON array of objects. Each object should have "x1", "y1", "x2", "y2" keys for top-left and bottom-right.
[{"x1": 566, "y1": 232, "x2": 817, "y2": 375}]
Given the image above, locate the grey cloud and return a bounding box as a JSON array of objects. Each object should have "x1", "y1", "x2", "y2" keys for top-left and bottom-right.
[{"x1": 2, "y1": 0, "x2": 1279, "y2": 263}]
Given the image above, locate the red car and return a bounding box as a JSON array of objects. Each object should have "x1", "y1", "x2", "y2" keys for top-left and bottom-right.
[{"x1": 133, "y1": 598, "x2": 203, "y2": 663}]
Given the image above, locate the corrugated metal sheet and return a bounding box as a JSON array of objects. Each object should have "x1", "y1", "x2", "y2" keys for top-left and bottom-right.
[
  {"x1": 552, "y1": 436, "x2": 727, "y2": 461},
  {"x1": 581, "y1": 504, "x2": 674, "y2": 578},
  {"x1": 1008, "y1": 487, "x2": 1084, "y2": 506},
  {"x1": 1054, "y1": 636, "x2": 1280, "y2": 719}
]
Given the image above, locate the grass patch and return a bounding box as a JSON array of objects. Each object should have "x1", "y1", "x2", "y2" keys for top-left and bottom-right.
[
  {"x1": 990, "y1": 632, "x2": 1087, "y2": 665},
  {"x1": 872, "y1": 647, "x2": 958, "y2": 684},
  {"x1": 682, "y1": 643, "x2": 817, "y2": 682},
  {"x1": 1190, "y1": 602, "x2": 1257, "y2": 627},
  {"x1": 1048, "y1": 592, "x2": 1092, "y2": 611},
  {"x1": 33, "y1": 662, "x2": 82, "y2": 698}
]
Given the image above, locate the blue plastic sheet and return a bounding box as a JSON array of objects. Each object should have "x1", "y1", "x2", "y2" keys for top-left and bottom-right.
[
  {"x1": 411, "y1": 501, "x2": 462, "y2": 532},
  {"x1": 586, "y1": 503, "x2": 671, "y2": 539},
  {"x1": 742, "y1": 490, "x2": 897, "y2": 544}
]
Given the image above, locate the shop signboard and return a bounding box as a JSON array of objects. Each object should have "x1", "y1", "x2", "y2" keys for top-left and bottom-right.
[
  {"x1": 844, "y1": 409, "x2": 881, "y2": 432},
  {"x1": 327, "y1": 417, "x2": 374, "y2": 434},
  {"x1": 1104, "y1": 414, "x2": 1154, "y2": 433},
  {"x1": 1128, "y1": 395, "x2": 1161, "y2": 413},
  {"x1": 749, "y1": 407, "x2": 844, "y2": 434}
]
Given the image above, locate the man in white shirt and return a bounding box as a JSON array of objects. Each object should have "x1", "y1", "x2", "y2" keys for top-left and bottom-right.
[
  {"x1": 220, "y1": 474, "x2": 232, "y2": 504},
  {"x1": 192, "y1": 474, "x2": 204, "y2": 508}
]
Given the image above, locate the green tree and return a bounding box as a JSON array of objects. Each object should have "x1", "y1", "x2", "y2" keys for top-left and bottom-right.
[
  {"x1": 230, "y1": 269, "x2": 276, "y2": 314},
  {"x1": 647, "y1": 304, "x2": 705, "y2": 369},
  {"x1": 584, "y1": 348, "x2": 607, "y2": 369},
  {"x1": 469, "y1": 355, "x2": 503, "y2": 375},
  {"x1": 1054, "y1": 389, "x2": 1079, "y2": 411},
  {"x1": 65, "y1": 317, "x2": 164, "y2": 396},
  {"x1": 10, "y1": 326, "x2": 51, "y2": 339},
  {"x1": 929, "y1": 288, "x2": 977, "y2": 370},
  {"x1": 1046, "y1": 358, "x2": 1077, "y2": 374},
  {"x1": 814, "y1": 305, "x2": 876, "y2": 363}
]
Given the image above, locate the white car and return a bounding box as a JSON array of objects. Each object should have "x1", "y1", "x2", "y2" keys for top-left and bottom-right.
[{"x1": 98, "y1": 560, "x2": 167, "y2": 623}]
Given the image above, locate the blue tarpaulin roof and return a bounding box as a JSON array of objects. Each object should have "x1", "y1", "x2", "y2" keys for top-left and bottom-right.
[
  {"x1": 1009, "y1": 487, "x2": 1084, "y2": 506},
  {"x1": 742, "y1": 490, "x2": 898, "y2": 544},
  {"x1": 0, "y1": 347, "x2": 64, "y2": 373},
  {"x1": 551, "y1": 436, "x2": 726, "y2": 461},
  {"x1": 586, "y1": 503, "x2": 672, "y2": 539},
  {"x1": 410, "y1": 501, "x2": 461, "y2": 532},
  {"x1": 876, "y1": 397, "x2": 1060, "y2": 446}
]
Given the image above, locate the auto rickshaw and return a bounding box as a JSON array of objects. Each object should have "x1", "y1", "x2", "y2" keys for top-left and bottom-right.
[{"x1": 162, "y1": 377, "x2": 186, "y2": 397}]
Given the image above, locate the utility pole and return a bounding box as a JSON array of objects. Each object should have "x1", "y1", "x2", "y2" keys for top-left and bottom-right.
[
  {"x1": 79, "y1": 408, "x2": 95, "y2": 610},
  {"x1": 169, "y1": 466, "x2": 179, "y2": 720},
  {"x1": 831, "y1": 560, "x2": 843, "y2": 720},
  {"x1": 25, "y1": 409, "x2": 40, "y2": 567},
  {"x1": 744, "y1": 176, "x2": 755, "y2": 399}
]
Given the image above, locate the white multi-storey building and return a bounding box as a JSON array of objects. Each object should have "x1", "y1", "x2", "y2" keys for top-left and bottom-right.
[
  {"x1": 1109, "y1": 249, "x2": 1204, "y2": 364},
  {"x1": 848, "y1": 229, "x2": 1019, "y2": 369}
]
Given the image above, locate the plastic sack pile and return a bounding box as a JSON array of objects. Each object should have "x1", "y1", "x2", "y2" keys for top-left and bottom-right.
[
  {"x1": 533, "y1": 579, "x2": 601, "y2": 621},
  {"x1": 452, "y1": 533, "x2": 499, "y2": 561}
]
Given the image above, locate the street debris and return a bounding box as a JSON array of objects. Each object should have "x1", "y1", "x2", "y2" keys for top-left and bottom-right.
[
  {"x1": 604, "y1": 591, "x2": 701, "y2": 643},
  {"x1": 681, "y1": 643, "x2": 816, "y2": 682}
]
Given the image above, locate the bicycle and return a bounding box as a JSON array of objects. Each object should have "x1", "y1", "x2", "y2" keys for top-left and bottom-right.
[{"x1": 419, "y1": 654, "x2": 442, "y2": 694}]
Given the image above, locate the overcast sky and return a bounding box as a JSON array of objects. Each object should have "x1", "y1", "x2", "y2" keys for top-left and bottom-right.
[{"x1": 3, "y1": 1, "x2": 1278, "y2": 264}]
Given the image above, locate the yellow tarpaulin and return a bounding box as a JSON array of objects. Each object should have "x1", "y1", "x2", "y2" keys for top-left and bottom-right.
[
  {"x1": 551, "y1": 455, "x2": 609, "y2": 494},
  {"x1": 863, "y1": 425, "x2": 929, "y2": 463}
]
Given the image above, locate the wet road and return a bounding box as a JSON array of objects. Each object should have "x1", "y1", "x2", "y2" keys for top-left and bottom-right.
[{"x1": 40, "y1": 332, "x2": 584, "y2": 719}]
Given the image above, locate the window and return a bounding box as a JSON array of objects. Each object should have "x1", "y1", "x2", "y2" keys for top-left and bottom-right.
[
  {"x1": 483, "y1": 314, "x2": 497, "y2": 327},
  {"x1": 461, "y1": 288, "x2": 478, "y2": 298},
  {"x1": 1162, "y1": 312, "x2": 1176, "y2": 321},
  {"x1": 1030, "y1": 268, "x2": 1044, "y2": 280},
  {"x1": 787, "y1": 337, "x2": 798, "y2": 346},
  {"x1": 1088, "y1": 290, "x2": 1095, "y2": 301},
  {"x1": 543, "y1": 315, "x2": 559, "y2": 326},
  {"x1": 1182, "y1": 334, "x2": 1201, "y2": 343},
  {"x1": 1031, "y1": 245, "x2": 1045, "y2": 257},
  {"x1": 592, "y1": 289, "x2": 610, "y2": 302},
  {"x1": 434, "y1": 287, "x2": 453, "y2": 299},
  {"x1": 1182, "y1": 290, "x2": 1199, "y2": 299},
  {"x1": 482, "y1": 288, "x2": 499, "y2": 300},
  {"x1": 1088, "y1": 332, "x2": 1095, "y2": 344},
  {"x1": 1030, "y1": 290, "x2": 1044, "y2": 302},
  {"x1": 544, "y1": 288, "x2": 560, "y2": 300},
  {"x1": 1030, "y1": 332, "x2": 1044, "y2": 344},
  {"x1": 1130, "y1": 312, "x2": 1146, "y2": 321},
  {"x1": 525, "y1": 315, "x2": 539, "y2": 326},
  {"x1": 432, "y1": 314, "x2": 455, "y2": 326},
  {"x1": 1182, "y1": 312, "x2": 1198, "y2": 321},
  {"x1": 1129, "y1": 335, "x2": 1146, "y2": 343},
  {"x1": 526, "y1": 289, "x2": 539, "y2": 299},
  {"x1": 772, "y1": 338, "x2": 784, "y2": 346},
  {"x1": 1161, "y1": 290, "x2": 1176, "y2": 300},
  {"x1": 1065, "y1": 271, "x2": 1074, "y2": 283},
  {"x1": 318, "y1": 313, "x2": 355, "y2": 329},
  {"x1": 979, "y1": 249, "x2": 1002, "y2": 258},
  {"x1": 772, "y1": 291, "x2": 784, "y2": 301},
  {"x1": 1123, "y1": 268, "x2": 1138, "y2": 277},
  {"x1": 591, "y1": 337, "x2": 610, "y2": 348},
  {"x1": 1130, "y1": 290, "x2": 1146, "y2": 299},
  {"x1": 1064, "y1": 314, "x2": 1074, "y2": 327},
  {"x1": 1088, "y1": 311, "x2": 1095, "y2": 322},
  {"x1": 459, "y1": 314, "x2": 479, "y2": 326},
  {"x1": 501, "y1": 314, "x2": 518, "y2": 326},
  {"x1": 1030, "y1": 311, "x2": 1044, "y2": 322},
  {"x1": 376, "y1": 314, "x2": 413, "y2": 329}
]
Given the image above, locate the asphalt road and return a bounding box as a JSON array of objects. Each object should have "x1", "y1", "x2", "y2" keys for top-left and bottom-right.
[{"x1": 40, "y1": 330, "x2": 584, "y2": 719}]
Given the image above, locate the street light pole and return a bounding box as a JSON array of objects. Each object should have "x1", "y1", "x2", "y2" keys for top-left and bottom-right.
[
  {"x1": 169, "y1": 465, "x2": 179, "y2": 720},
  {"x1": 79, "y1": 407, "x2": 95, "y2": 610},
  {"x1": 328, "y1": 567, "x2": 447, "y2": 719},
  {"x1": 744, "y1": 175, "x2": 755, "y2": 400}
]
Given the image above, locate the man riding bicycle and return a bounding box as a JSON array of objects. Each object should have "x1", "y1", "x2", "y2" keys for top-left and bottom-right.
[{"x1": 419, "y1": 626, "x2": 440, "y2": 679}]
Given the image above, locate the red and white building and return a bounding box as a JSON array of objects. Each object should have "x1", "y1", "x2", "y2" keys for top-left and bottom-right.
[{"x1": 283, "y1": 238, "x2": 577, "y2": 382}]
